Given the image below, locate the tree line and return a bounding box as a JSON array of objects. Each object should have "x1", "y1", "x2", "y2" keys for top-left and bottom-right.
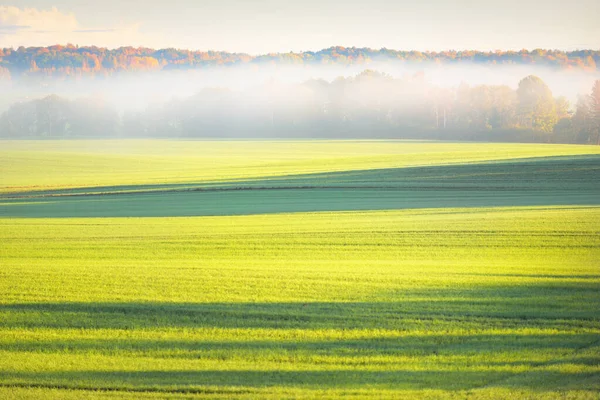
[
  {"x1": 0, "y1": 46, "x2": 598, "y2": 80},
  {"x1": 1, "y1": 72, "x2": 599, "y2": 144}
]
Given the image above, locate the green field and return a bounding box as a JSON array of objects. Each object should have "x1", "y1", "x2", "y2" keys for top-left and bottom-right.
[{"x1": 0, "y1": 140, "x2": 599, "y2": 399}]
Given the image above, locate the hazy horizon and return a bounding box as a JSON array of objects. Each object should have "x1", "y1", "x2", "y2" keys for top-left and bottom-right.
[{"x1": 1, "y1": 1, "x2": 598, "y2": 144}]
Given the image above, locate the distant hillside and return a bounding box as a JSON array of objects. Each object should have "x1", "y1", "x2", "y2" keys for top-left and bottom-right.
[{"x1": 0, "y1": 46, "x2": 598, "y2": 80}]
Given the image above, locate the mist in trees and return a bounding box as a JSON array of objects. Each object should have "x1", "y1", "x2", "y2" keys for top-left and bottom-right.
[
  {"x1": 1, "y1": 71, "x2": 599, "y2": 144},
  {"x1": 1, "y1": 46, "x2": 598, "y2": 80},
  {"x1": 564, "y1": 81, "x2": 600, "y2": 144},
  {"x1": 0, "y1": 95, "x2": 118, "y2": 138}
]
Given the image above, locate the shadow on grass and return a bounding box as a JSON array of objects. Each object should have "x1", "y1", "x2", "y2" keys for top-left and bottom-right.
[
  {"x1": 1, "y1": 334, "x2": 598, "y2": 362},
  {"x1": 2, "y1": 155, "x2": 599, "y2": 217},
  {"x1": 1, "y1": 369, "x2": 599, "y2": 392},
  {"x1": 1, "y1": 282, "x2": 599, "y2": 392},
  {"x1": 0, "y1": 282, "x2": 598, "y2": 330}
]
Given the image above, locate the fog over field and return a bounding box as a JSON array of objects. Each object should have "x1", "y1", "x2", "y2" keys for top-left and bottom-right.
[
  {"x1": 2, "y1": 62, "x2": 599, "y2": 111},
  {"x1": 2, "y1": 59, "x2": 599, "y2": 143}
]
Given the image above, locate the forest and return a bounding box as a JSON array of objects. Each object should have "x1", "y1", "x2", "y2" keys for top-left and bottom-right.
[
  {"x1": 1, "y1": 71, "x2": 599, "y2": 144},
  {"x1": 0, "y1": 46, "x2": 598, "y2": 80}
]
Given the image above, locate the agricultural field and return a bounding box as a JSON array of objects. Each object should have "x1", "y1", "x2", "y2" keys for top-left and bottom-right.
[{"x1": 0, "y1": 140, "x2": 599, "y2": 399}]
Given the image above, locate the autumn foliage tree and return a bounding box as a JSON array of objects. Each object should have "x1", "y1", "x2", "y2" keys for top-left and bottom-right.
[{"x1": 0, "y1": 46, "x2": 598, "y2": 79}]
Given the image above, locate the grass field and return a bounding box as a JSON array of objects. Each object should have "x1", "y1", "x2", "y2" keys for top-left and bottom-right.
[
  {"x1": 0, "y1": 140, "x2": 599, "y2": 399},
  {"x1": 3, "y1": 140, "x2": 600, "y2": 193}
]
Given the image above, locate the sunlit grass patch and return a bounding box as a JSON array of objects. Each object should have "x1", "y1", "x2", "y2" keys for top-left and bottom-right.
[{"x1": 1, "y1": 206, "x2": 599, "y2": 397}]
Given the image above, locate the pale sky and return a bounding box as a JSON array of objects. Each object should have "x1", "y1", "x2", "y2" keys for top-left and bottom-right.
[{"x1": 0, "y1": 0, "x2": 598, "y2": 53}]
